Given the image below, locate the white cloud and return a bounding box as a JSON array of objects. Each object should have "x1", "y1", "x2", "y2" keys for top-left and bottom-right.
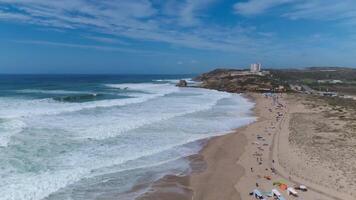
[
  {"x1": 283, "y1": 0, "x2": 356, "y2": 22},
  {"x1": 158, "y1": 0, "x2": 217, "y2": 26},
  {"x1": 0, "y1": 0, "x2": 263, "y2": 53},
  {"x1": 2, "y1": 0, "x2": 354, "y2": 63},
  {"x1": 13, "y1": 40, "x2": 143, "y2": 53},
  {"x1": 0, "y1": 10, "x2": 30, "y2": 20},
  {"x1": 85, "y1": 36, "x2": 130, "y2": 45},
  {"x1": 234, "y1": 0, "x2": 356, "y2": 26},
  {"x1": 234, "y1": 0, "x2": 293, "y2": 15},
  {"x1": 0, "y1": 0, "x2": 253, "y2": 51},
  {"x1": 179, "y1": 0, "x2": 217, "y2": 26}
]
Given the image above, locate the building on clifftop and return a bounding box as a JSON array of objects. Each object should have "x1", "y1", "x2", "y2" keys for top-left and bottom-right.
[{"x1": 250, "y1": 63, "x2": 261, "y2": 73}]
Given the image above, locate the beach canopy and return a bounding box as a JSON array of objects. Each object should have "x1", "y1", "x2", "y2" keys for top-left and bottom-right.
[
  {"x1": 299, "y1": 185, "x2": 307, "y2": 190},
  {"x1": 287, "y1": 187, "x2": 298, "y2": 196},
  {"x1": 273, "y1": 181, "x2": 287, "y2": 186},
  {"x1": 253, "y1": 189, "x2": 263, "y2": 199},
  {"x1": 298, "y1": 185, "x2": 308, "y2": 191},
  {"x1": 261, "y1": 191, "x2": 273, "y2": 197},
  {"x1": 272, "y1": 189, "x2": 281, "y2": 196},
  {"x1": 253, "y1": 189, "x2": 263, "y2": 198},
  {"x1": 272, "y1": 189, "x2": 286, "y2": 200},
  {"x1": 279, "y1": 184, "x2": 288, "y2": 191},
  {"x1": 278, "y1": 196, "x2": 286, "y2": 200}
]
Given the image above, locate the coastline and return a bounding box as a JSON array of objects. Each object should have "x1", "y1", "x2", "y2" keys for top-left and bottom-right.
[
  {"x1": 188, "y1": 93, "x2": 259, "y2": 200},
  {"x1": 188, "y1": 121, "x2": 249, "y2": 200},
  {"x1": 136, "y1": 91, "x2": 356, "y2": 200},
  {"x1": 188, "y1": 92, "x2": 355, "y2": 200},
  {"x1": 134, "y1": 93, "x2": 256, "y2": 200}
]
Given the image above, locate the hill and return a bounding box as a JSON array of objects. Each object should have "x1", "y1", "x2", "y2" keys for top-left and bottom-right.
[{"x1": 194, "y1": 69, "x2": 287, "y2": 93}]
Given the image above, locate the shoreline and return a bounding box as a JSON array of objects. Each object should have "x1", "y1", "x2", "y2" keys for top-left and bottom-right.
[
  {"x1": 135, "y1": 127, "x2": 251, "y2": 200},
  {"x1": 134, "y1": 93, "x2": 256, "y2": 200},
  {"x1": 188, "y1": 93, "x2": 259, "y2": 200},
  {"x1": 189, "y1": 92, "x2": 355, "y2": 200},
  {"x1": 188, "y1": 93, "x2": 257, "y2": 200},
  {"x1": 136, "y1": 92, "x2": 355, "y2": 200}
]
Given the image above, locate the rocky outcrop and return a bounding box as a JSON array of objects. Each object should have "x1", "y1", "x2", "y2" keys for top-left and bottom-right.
[
  {"x1": 195, "y1": 69, "x2": 287, "y2": 93},
  {"x1": 176, "y1": 80, "x2": 188, "y2": 87}
]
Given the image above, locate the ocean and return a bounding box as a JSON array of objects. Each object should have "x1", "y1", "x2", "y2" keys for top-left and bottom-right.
[{"x1": 0, "y1": 75, "x2": 255, "y2": 200}]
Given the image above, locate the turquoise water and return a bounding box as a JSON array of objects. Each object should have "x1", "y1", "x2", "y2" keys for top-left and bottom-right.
[{"x1": 0, "y1": 75, "x2": 255, "y2": 200}]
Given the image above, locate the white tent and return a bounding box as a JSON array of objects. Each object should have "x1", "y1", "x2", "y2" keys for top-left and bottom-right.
[
  {"x1": 272, "y1": 189, "x2": 281, "y2": 197},
  {"x1": 299, "y1": 185, "x2": 307, "y2": 190},
  {"x1": 272, "y1": 189, "x2": 286, "y2": 200},
  {"x1": 287, "y1": 187, "x2": 298, "y2": 196},
  {"x1": 253, "y1": 189, "x2": 263, "y2": 198}
]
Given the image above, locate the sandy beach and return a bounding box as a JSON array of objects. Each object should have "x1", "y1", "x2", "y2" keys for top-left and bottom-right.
[{"x1": 188, "y1": 93, "x2": 356, "y2": 200}]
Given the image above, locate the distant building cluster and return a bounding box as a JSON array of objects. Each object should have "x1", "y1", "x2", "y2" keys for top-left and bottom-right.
[
  {"x1": 229, "y1": 62, "x2": 268, "y2": 77},
  {"x1": 250, "y1": 63, "x2": 262, "y2": 73},
  {"x1": 317, "y1": 79, "x2": 343, "y2": 84}
]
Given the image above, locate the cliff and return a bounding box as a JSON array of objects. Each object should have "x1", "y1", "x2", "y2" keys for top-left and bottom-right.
[{"x1": 194, "y1": 69, "x2": 287, "y2": 93}]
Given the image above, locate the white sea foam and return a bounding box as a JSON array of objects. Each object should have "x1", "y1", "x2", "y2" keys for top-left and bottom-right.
[
  {"x1": 105, "y1": 82, "x2": 178, "y2": 93},
  {"x1": 0, "y1": 82, "x2": 256, "y2": 200},
  {"x1": 1, "y1": 168, "x2": 89, "y2": 200},
  {"x1": 153, "y1": 78, "x2": 195, "y2": 84},
  {"x1": 0, "y1": 134, "x2": 205, "y2": 200},
  {"x1": 0, "y1": 119, "x2": 26, "y2": 147},
  {"x1": 16, "y1": 89, "x2": 89, "y2": 95},
  {"x1": 28, "y1": 87, "x2": 231, "y2": 140},
  {"x1": 153, "y1": 79, "x2": 180, "y2": 83},
  {"x1": 0, "y1": 83, "x2": 178, "y2": 119}
]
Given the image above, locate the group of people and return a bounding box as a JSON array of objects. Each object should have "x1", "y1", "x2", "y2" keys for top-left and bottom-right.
[{"x1": 250, "y1": 93, "x2": 289, "y2": 200}]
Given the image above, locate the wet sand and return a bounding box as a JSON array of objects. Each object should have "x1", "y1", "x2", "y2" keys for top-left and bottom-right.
[{"x1": 189, "y1": 126, "x2": 248, "y2": 200}]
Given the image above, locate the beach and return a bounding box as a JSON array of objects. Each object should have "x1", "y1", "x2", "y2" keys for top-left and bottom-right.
[
  {"x1": 2, "y1": 1, "x2": 356, "y2": 199},
  {"x1": 188, "y1": 93, "x2": 356, "y2": 200},
  {"x1": 1, "y1": 75, "x2": 355, "y2": 200}
]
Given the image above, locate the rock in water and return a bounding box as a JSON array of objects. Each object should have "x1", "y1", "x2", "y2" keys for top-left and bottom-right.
[{"x1": 176, "y1": 80, "x2": 188, "y2": 87}]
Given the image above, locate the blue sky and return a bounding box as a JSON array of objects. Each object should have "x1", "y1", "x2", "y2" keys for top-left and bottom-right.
[{"x1": 0, "y1": 0, "x2": 356, "y2": 74}]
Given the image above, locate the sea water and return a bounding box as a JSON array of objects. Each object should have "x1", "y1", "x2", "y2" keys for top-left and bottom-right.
[{"x1": 0, "y1": 75, "x2": 255, "y2": 200}]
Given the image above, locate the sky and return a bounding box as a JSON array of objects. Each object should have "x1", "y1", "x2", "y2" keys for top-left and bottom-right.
[{"x1": 0, "y1": 0, "x2": 356, "y2": 74}]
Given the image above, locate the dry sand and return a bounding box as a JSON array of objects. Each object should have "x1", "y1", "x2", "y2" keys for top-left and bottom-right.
[
  {"x1": 189, "y1": 93, "x2": 356, "y2": 200},
  {"x1": 276, "y1": 94, "x2": 356, "y2": 199}
]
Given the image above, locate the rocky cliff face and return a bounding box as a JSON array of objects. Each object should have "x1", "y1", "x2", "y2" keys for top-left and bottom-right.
[{"x1": 195, "y1": 69, "x2": 287, "y2": 93}]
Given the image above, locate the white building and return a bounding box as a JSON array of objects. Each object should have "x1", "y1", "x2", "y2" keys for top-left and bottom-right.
[{"x1": 250, "y1": 63, "x2": 261, "y2": 73}]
